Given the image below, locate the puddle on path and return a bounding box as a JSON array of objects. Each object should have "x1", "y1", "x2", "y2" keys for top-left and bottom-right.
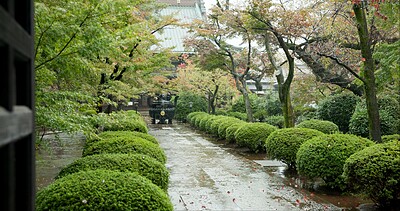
[
  {"x1": 35, "y1": 133, "x2": 85, "y2": 192},
  {"x1": 196, "y1": 128, "x2": 377, "y2": 211}
]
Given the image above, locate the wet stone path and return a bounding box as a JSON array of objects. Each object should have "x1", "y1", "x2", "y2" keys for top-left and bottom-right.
[{"x1": 149, "y1": 123, "x2": 340, "y2": 211}]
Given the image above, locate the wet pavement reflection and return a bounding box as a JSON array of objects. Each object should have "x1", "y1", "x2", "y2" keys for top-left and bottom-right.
[{"x1": 149, "y1": 122, "x2": 364, "y2": 211}]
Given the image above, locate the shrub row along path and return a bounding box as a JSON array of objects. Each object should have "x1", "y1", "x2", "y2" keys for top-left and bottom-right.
[{"x1": 148, "y1": 122, "x2": 339, "y2": 211}]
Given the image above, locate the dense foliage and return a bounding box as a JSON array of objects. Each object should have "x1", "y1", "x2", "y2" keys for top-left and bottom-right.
[
  {"x1": 234, "y1": 123, "x2": 277, "y2": 152},
  {"x1": 316, "y1": 93, "x2": 359, "y2": 132},
  {"x1": 36, "y1": 170, "x2": 173, "y2": 211},
  {"x1": 296, "y1": 134, "x2": 374, "y2": 189},
  {"x1": 343, "y1": 140, "x2": 400, "y2": 207},
  {"x1": 217, "y1": 118, "x2": 246, "y2": 139},
  {"x1": 264, "y1": 115, "x2": 285, "y2": 128},
  {"x1": 82, "y1": 137, "x2": 166, "y2": 164},
  {"x1": 295, "y1": 119, "x2": 340, "y2": 134},
  {"x1": 225, "y1": 123, "x2": 246, "y2": 143},
  {"x1": 174, "y1": 92, "x2": 207, "y2": 121},
  {"x1": 96, "y1": 131, "x2": 158, "y2": 145},
  {"x1": 57, "y1": 153, "x2": 169, "y2": 191},
  {"x1": 349, "y1": 96, "x2": 400, "y2": 138},
  {"x1": 265, "y1": 128, "x2": 324, "y2": 169}
]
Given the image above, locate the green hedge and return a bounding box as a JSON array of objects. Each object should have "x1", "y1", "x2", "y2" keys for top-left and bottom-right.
[
  {"x1": 36, "y1": 170, "x2": 173, "y2": 211},
  {"x1": 217, "y1": 119, "x2": 244, "y2": 139},
  {"x1": 193, "y1": 113, "x2": 211, "y2": 129},
  {"x1": 296, "y1": 134, "x2": 374, "y2": 189},
  {"x1": 316, "y1": 93, "x2": 359, "y2": 133},
  {"x1": 208, "y1": 116, "x2": 233, "y2": 136},
  {"x1": 57, "y1": 153, "x2": 169, "y2": 191},
  {"x1": 201, "y1": 115, "x2": 219, "y2": 132},
  {"x1": 343, "y1": 140, "x2": 400, "y2": 207},
  {"x1": 82, "y1": 137, "x2": 166, "y2": 164},
  {"x1": 295, "y1": 119, "x2": 340, "y2": 134},
  {"x1": 265, "y1": 128, "x2": 324, "y2": 169},
  {"x1": 86, "y1": 131, "x2": 158, "y2": 147},
  {"x1": 225, "y1": 123, "x2": 245, "y2": 143},
  {"x1": 382, "y1": 134, "x2": 400, "y2": 143},
  {"x1": 187, "y1": 112, "x2": 206, "y2": 125},
  {"x1": 234, "y1": 123, "x2": 277, "y2": 153},
  {"x1": 94, "y1": 111, "x2": 148, "y2": 133}
]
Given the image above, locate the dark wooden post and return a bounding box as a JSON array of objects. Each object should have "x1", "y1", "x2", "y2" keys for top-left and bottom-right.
[{"x1": 0, "y1": 0, "x2": 35, "y2": 210}]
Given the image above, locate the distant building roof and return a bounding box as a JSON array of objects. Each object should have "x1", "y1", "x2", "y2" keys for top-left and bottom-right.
[{"x1": 153, "y1": 1, "x2": 206, "y2": 53}]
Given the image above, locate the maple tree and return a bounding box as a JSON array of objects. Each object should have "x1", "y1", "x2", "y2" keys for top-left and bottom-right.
[
  {"x1": 186, "y1": 1, "x2": 275, "y2": 121},
  {"x1": 172, "y1": 55, "x2": 238, "y2": 114}
]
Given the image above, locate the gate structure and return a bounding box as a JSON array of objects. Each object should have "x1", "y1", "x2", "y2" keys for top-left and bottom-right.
[{"x1": 0, "y1": 0, "x2": 35, "y2": 210}]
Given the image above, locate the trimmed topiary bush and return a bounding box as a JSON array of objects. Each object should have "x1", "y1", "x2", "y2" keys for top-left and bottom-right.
[
  {"x1": 193, "y1": 113, "x2": 210, "y2": 129},
  {"x1": 349, "y1": 96, "x2": 400, "y2": 138},
  {"x1": 316, "y1": 93, "x2": 359, "y2": 132},
  {"x1": 36, "y1": 170, "x2": 173, "y2": 211},
  {"x1": 265, "y1": 128, "x2": 324, "y2": 169},
  {"x1": 198, "y1": 115, "x2": 215, "y2": 131},
  {"x1": 87, "y1": 131, "x2": 158, "y2": 146},
  {"x1": 264, "y1": 115, "x2": 285, "y2": 128},
  {"x1": 296, "y1": 134, "x2": 374, "y2": 189},
  {"x1": 295, "y1": 119, "x2": 340, "y2": 134},
  {"x1": 187, "y1": 112, "x2": 206, "y2": 125},
  {"x1": 226, "y1": 123, "x2": 246, "y2": 143},
  {"x1": 234, "y1": 123, "x2": 277, "y2": 152},
  {"x1": 382, "y1": 134, "x2": 400, "y2": 143},
  {"x1": 82, "y1": 137, "x2": 166, "y2": 164},
  {"x1": 203, "y1": 115, "x2": 219, "y2": 133},
  {"x1": 209, "y1": 116, "x2": 234, "y2": 136},
  {"x1": 57, "y1": 153, "x2": 169, "y2": 191},
  {"x1": 93, "y1": 111, "x2": 148, "y2": 133},
  {"x1": 343, "y1": 140, "x2": 400, "y2": 207},
  {"x1": 217, "y1": 119, "x2": 244, "y2": 139}
]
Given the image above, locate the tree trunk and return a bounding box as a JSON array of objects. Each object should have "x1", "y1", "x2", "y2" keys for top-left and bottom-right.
[
  {"x1": 235, "y1": 76, "x2": 254, "y2": 122},
  {"x1": 353, "y1": 4, "x2": 381, "y2": 142},
  {"x1": 264, "y1": 32, "x2": 295, "y2": 127}
]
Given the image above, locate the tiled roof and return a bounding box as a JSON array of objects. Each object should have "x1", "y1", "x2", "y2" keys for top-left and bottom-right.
[{"x1": 153, "y1": 1, "x2": 206, "y2": 53}]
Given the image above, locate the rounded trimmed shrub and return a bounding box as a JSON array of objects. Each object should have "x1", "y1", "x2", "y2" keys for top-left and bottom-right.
[
  {"x1": 187, "y1": 112, "x2": 206, "y2": 125},
  {"x1": 95, "y1": 111, "x2": 148, "y2": 133},
  {"x1": 87, "y1": 131, "x2": 158, "y2": 146},
  {"x1": 234, "y1": 123, "x2": 277, "y2": 152},
  {"x1": 226, "y1": 123, "x2": 246, "y2": 143},
  {"x1": 217, "y1": 119, "x2": 244, "y2": 139},
  {"x1": 265, "y1": 128, "x2": 324, "y2": 169},
  {"x1": 36, "y1": 170, "x2": 173, "y2": 211},
  {"x1": 382, "y1": 134, "x2": 400, "y2": 143},
  {"x1": 343, "y1": 140, "x2": 400, "y2": 207},
  {"x1": 264, "y1": 115, "x2": 285, "y2": 128},
  {"x1": 82, "y1": 137, "x2": 166, "y2": 164},
  {"x1": 316, "y1": 93, "x2": 359, "y2": 132},
  {"x1": 193, "y1": 113, "x2": 210, "y2": 128},
  {"x1": 296, "y1": 134, "x2": 374, "y2": 189},
  {"x1": 349, "y1": 96, "x2": 400, "y2": 138},
  {"x1": 57, "y1": 153, "x2": 169, "y2": 191},
  {"x1": 202, "y1": 115, "x2": 219, "y2": 132},
  {"x1": 209, "y1": 116, "x2": 233, "y2": 136},
  {"x1": 295, "y1": 119, "x2": 340, "y2": 134}
]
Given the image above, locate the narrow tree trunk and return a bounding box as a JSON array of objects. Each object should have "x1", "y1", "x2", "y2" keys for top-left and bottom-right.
[
  {"x1": 264, "y1": 33, "x2": 295, "y2": 127},
  {"x1": 236, "y1": 77, "x2": 254, "y2": 122},
  {"x1": 353, "y1": 4, "x2": 381, "y2": 142}
]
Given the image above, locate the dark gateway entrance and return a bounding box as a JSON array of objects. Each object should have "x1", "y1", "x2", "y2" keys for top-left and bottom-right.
[{"x1": 0, "y1": 0, "x2": 35, "y2": 210}]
